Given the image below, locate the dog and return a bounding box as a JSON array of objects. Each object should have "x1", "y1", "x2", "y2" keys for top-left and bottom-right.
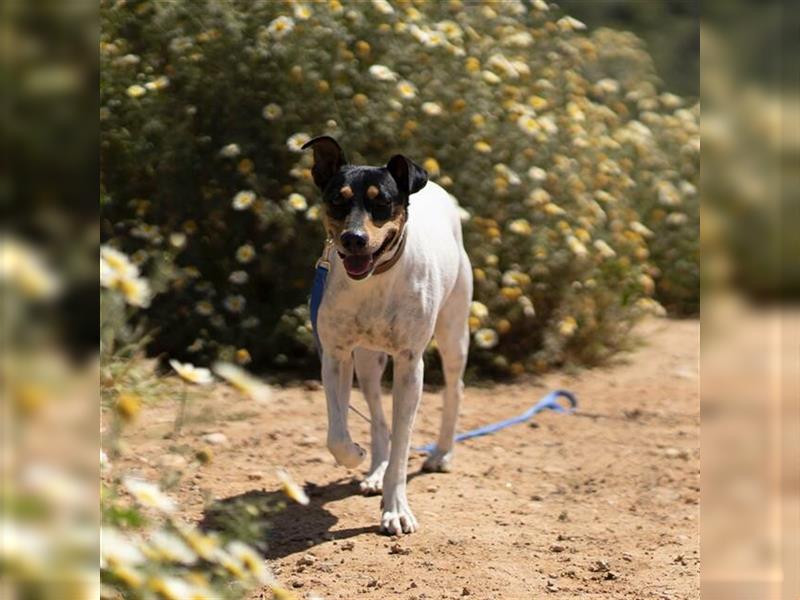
[{"x1": 302, "y1": 136, "x2": 472, "y2": 535}]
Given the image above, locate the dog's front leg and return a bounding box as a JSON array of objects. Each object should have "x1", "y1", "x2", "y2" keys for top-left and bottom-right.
[
  {"x1": 322, "y1": 352, "x2": 366, "y2": 469},
  {"x1": 381, "y1": 350, "x2": 423, "y2": 535}
]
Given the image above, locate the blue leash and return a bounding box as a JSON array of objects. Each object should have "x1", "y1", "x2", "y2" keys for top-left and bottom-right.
[
  {"x1": 413, "y1": 389, "x2": 578, "y2": 454},
  {"x1": 310, "y1": 242, "x2": 333, "y2": 356},
  {"x1": 309, "y1": 245, "x2": 579, "y2": 449}
]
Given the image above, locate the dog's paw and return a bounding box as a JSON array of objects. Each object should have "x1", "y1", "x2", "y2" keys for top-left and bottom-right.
[
  {"x1": 327, "y1": 440, "x2": 367, "y2": 469},
  {"x1": 359, "y1": 461, "x2": 388, "y2": 496},
  {"x1": 380, "y1": 500, "x2": 418, "y2": 535},
  {"x1": 422, "y1": 448, "x2": 454, "y2": 473}
]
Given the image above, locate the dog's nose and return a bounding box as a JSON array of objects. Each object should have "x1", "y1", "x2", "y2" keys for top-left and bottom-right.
[{"x1": 340, "y1": 231, "x2": 368, "y2": 253}]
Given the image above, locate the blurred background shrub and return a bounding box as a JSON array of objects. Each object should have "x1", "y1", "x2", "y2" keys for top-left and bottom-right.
[{"x1": 100, "y1": 0, "x2": 699, "y2": 380}]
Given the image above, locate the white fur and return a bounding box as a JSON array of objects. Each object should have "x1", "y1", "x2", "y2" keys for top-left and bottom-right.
[{"x1": 317, "y1": 181, "x2": 472, "y2": 535}]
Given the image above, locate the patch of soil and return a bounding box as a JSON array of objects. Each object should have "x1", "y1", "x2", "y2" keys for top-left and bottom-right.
[{"x1": 117, "y1": 318, "x2": 699, "y2": 599}]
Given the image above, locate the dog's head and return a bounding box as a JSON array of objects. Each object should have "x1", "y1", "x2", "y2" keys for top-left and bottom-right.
[{"x1": 302, "y1": 136, "x2": 427, "y2": 280}]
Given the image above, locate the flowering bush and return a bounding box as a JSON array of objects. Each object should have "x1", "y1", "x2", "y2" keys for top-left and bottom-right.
[{"x1": 100, "y1": 0, "x2": 699, "y2": 378}]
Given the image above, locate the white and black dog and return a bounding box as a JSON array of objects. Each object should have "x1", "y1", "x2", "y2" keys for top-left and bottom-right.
[{"x1": 302, "y1": 136, "x2": 472, "y2": 535}]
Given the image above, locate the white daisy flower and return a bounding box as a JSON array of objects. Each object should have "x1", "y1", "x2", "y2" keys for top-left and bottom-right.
[
  {"x1": 117, "y1": 275, "x2": 152, "y2": 308},
  {"x1": 368, "y1": 64, "x2": 398, "y2": 82},
  {"x1": 595, "y1": 78, "x2": 620, "y2": 95},
  {"x1": 306, "y1": 205, "x2": 321, "y2": 221},
  {"x1": 470, "y1": 301, "x2": 489, "y2": 319},
  {"x1": 509, "y1": 219, "x2": 532, "y2": 236},
  {"x1": 566, "y1": 235, "x2": 588, "y2": 258},
  {"x1": 232, "y1": 190, "x2": 256, "y2": 210},
  {"x1": 169, "y1": 359, "x2": 214, "y2": 385},
  {"x1": 481, "y1": 70, "x2": 501, "y2": 84},
  {"x1": 543, "y1": 202, "x2": 566, "y2": 216},
  {"x1": 421, "y1": 102, "x2": 443, "y2": 116},
  {"x1": 175, "y1": 524, "x2": 221, "y2": 562},
  {"x1": 666, "y1": 212, "x2": 688, "y2": 226},
  {"x1": 487, "y1": 53, "x2": 519, "y2": 79},
  {"x1": 593, "y1": 239, "x2": 617, "y2": 258},
  {"x1": 223, "y1": 294, "x2": 246, "y2": 313},
  {"x1": 144, "y1": 76, "x2": 169, "y2": 91},
  {"x1": 629, "y1": 221, "x2": 654, "y2": 237},
  {"x1": 558, "y1": 316, "x2": 578, "y2": 337},
  {"x1": 195, "y1": 300, "x2": 213, "y2": 316},
  {"x1": 123, "y1": 478, "x2": 176, "y2": 513},
  {"x1": 287, "y1": 193, "x2": 308, "y2": 212},
  {"x1": 227, "y1": 541, "x2": 274, "y2": 585},
  {"x1": 219, "y1": 143, "x2": 241, "y2": 158},
  {"x1": 287, "y1": 132, "x2": 311, "y2": 152},
  {"x1": 679, "y1": 180, "x2": 697, "y2": 196},
  {"x1": 636, "y1": 298, "x2": 667, "y2": 317},
  {"x1": 657, "y1": 181, "x2": 682, "y2": 206},
  {"x1": 474, "y1": 328, "x2": 499, "y2": 349},
  {"x1": 371, "y1": 0, "x2": 395, "y2": 15},
  {"x1": 100, "y1": 246, "x2": 138, "y2": 280},
  {"x1": 150, "y1": 576, "x2": 193, "y2": 600},
  {"x1": 1, "y1": 236, "x2": 61, "y2": 299},
  {"x1": 557, "y1": 16, "x2": 587, "y2": 31},
  {"x1": 517, "y1": 114, "x2": 540, "y2": 136},
  {"x1": 396, "y1": 80, "x2": 417, "y2": 99},
  {"x1": 147, "y1": 531, "x2": 197, "y2": 565},
  {"x1": 102, "y1": 527, "x2": 146, "y2": 567},
  {"x1": 436, "y1": 19, "x2": 463, "y2": 40},
  {"x1": 262, "y1": 103, "x2": 283, "y2": 120},
  {"x1": 229, "y1": 270, "x2": 249, "y2": 285},
  {"x1": 267, "y1": 15, "x2": 295, "y2": 39},
  {"x1": 527, "y1": 166, "x2": 547, "y2": 182},
  {"x1": 276, "y1": 468, "x2": 310, "y2": 505},
  {"x1": 169, "y1": 232, "x2": 187, "y2": 248},
  {"x1": 294, "y1": 4, "x2": 312, "y2": 20},
  {"x1": 126, "y1": 84, "x2": 146, "y2": 98},
  {"x1": 525, "y1": 188, "x2": 552, "y2": 206},
  {"x1": 213, "y1": 362, "x2": 272, "y2": 404},
  {"x1": 236, "y1": 243, "x2": 256, "y2": 264},
  {"x1": 423, "y1": 30, "x2": 446, "y2": 48}
]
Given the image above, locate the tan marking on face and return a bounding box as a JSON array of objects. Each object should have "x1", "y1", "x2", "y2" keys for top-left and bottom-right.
[
  {"x1": 361, "y1": 205, "x2": 406, "y2": 254},
  {"x1": 322, "y1": 213, "x2": 343, "y2": 244},
  {"x1": 366, "y1": 185, "x2": 380, "y2": 199},
  {"x1": 340, "y1": 185, "x2": 354, "y2": 199}
]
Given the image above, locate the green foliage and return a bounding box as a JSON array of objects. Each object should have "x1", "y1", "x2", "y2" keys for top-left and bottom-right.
[{"x1": 100, "y1": 0, "x2": 699, "y2": 379}]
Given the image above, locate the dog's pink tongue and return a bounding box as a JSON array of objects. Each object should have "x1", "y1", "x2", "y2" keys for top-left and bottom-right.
[{"x1": 343, "y1": 254, "x2": 372, "y2": 276}]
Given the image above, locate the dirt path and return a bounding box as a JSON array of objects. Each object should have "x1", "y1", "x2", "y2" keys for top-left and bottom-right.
[{"x1": 119, "y1": 318, "x2": 699, "y2": 599}]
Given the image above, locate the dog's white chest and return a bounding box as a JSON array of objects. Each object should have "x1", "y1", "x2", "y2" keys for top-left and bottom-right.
[{"x1": 317, "y1": 275, "x2": 433, "y2": 356}]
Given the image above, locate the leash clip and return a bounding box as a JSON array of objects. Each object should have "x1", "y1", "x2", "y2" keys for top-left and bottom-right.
[{"x1": 315, "y1": 239, "x2": 334, "y2": 270}]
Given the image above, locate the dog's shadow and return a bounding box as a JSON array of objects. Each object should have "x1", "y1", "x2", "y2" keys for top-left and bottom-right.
[{"x1": 199, "y1": 469, "x2": 435, "y2": 560}]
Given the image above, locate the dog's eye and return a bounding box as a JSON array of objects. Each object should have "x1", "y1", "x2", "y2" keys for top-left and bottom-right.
[{"x1": 370, "y1": 202, "x2": 392, "y2": 221}]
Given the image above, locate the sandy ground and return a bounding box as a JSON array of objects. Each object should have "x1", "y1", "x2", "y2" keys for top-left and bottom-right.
[{"x1": 117, "y1": 317, "x2": 699, "y2": 599}]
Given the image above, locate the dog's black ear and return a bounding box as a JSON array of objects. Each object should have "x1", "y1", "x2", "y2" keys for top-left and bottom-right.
[
  {"x1": 302, "y1": 136, "x2": 347, "y2": 191},
  {"x1": 386, "y1": 154, "x2": 428, "y2": 196}
]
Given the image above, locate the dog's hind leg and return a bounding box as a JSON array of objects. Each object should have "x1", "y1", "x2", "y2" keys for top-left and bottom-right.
[
  {"x1": 424, "y1": 254, "x2": 472, "y2": 473},
  {"x1": 353, "y1": 348, "x2": 390, "y2": 495}
]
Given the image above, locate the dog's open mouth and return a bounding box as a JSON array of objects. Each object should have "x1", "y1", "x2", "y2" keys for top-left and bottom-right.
[
  {"x1": 341, "y1": 254, "x2": 373, "y2": 278},
  {"x1": 339, "y1": 231, "x2": 396, "y2": 279}
]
